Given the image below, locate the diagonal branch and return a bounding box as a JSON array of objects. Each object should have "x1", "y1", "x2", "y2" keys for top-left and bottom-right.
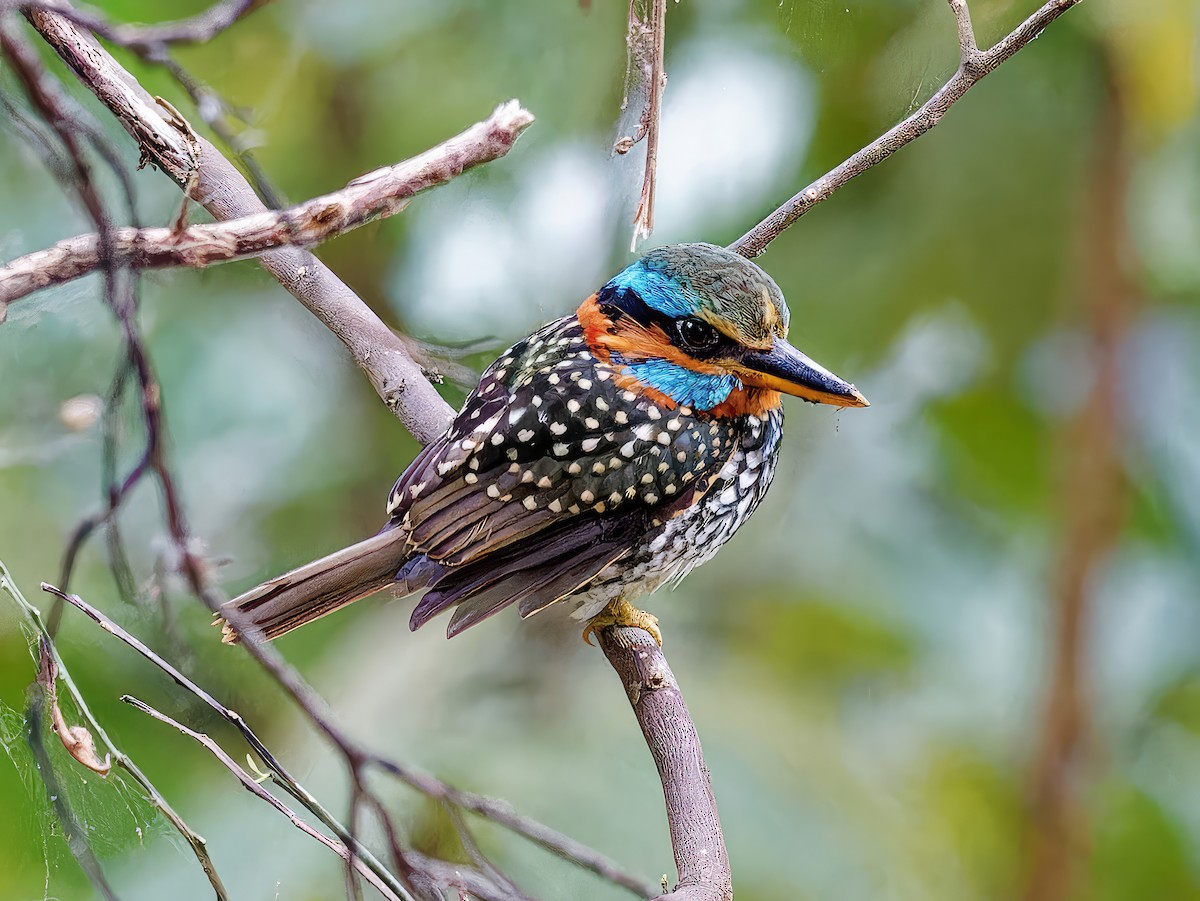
[
  {"x1": 122, "y1": 695, "x2": 406, "y2": 901},
  {"x1": 15, "y1": 0, "x2": 272, "y2": 51},
  {"x1": 26, "y1": 6, "x2": 460, "y2": 444},
  {"x1": 730, "y1": 0, "x2": 1085, "y2": 258},
  {"x1": 600, "y1": 629, "x2": 730, "y2": 901},
  {"x1": 43, "y1": 582, "x2": 658, "y2": 899},
  {"x1": 0, "y1": 102, "x2": 535, "y2": 306}
]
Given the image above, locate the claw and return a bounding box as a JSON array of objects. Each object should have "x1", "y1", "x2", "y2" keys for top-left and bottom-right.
[{"x1": 581, "y1": 598, "x2": 662, "y2": 647}]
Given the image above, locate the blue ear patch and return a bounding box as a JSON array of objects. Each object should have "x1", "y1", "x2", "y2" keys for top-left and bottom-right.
[
  {"x1": 605, "y1": 260, "x2": 738, "y2": 409},
  {"x1": 605, "y1": 262, "x2": 696, "y2": 319},
  {"x1": 621, "y1": 359, "x2": 740, "y2": 411}
]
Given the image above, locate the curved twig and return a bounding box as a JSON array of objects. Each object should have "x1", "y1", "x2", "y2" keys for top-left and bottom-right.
[
  {"x1": 0, "y1": 565, "x2": 229, "y2": 900},
  {"x1": 12, "y1": 0, "x2": 271, "y2": 52},
  {"x1": 122, "y1": 695, "x2": 406, "y2": 901},
  {"x1": 0, "y1": 102, "x2": 535, "y2": 306},
  {"x1": 730, "y1": 0, "x2": 1085, "y2": 258}
]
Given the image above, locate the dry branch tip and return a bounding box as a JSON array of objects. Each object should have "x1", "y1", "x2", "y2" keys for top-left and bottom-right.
[{"x1": 37, "y1": 639, "x2": 112, "y2": 776}]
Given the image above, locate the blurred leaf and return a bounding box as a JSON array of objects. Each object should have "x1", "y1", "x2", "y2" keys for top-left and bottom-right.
[
  {"x1": 1086, "y1": 782, "x2": 1200, "y2": 901},
  {"x1": 935, "y1": 386, "x2": 1053, "y2": 518},
  {"x1": 1151, "y1": 670, "x2": 1200, "y2": 739},
  {"x1": 731, "y1": 591, "x2": 915, "y2": 692},
  {"x1": 409, "y1": 795, "x2": 470, "y2": 865},
  {"x1": 918, "y1": 746, "x2": 1022, "y2": 899},
  {"x1": 1097, "y1": 0, "x2": 1197, "y2": 143}
]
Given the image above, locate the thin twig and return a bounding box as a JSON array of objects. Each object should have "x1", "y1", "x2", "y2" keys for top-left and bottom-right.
[
  {"x1": 151, "y1": 56, "x2": 285, "y2": 208},
  {"x1": 948, "y1": 0, "x2": 979, "y2": 58},
  {"x1": 43, "y1": 583, "x2": 653, "y2": 898},
  {"x1": 0, "y1": 102, "x2": 536, "y2": 306},
  {"x1": 730, "y1": 0, "x2": 1085, "y2": 257},
  {"x1": 370, "y1": 755, "x2": 657, "y2": 898},
  {"x1": 626, "y1": 0, "x2": 666, "y2": 251},
  {"x1": 122, "y1": 695, "x2": 403, "y2": 901},
  {"x1": 449, "y1": 802, "x2": 535, "y2": 900},
  {"x1": 12, "y1": 0, "x2": 271, "y2": 52},
  {"x1": 0, "y1": 564, "x2": 229, "y2": 899}
]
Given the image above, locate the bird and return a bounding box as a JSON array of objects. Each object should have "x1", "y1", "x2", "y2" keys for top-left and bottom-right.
[{"x1": 218, "y1": 242, "x2": 868, "y2": 647}]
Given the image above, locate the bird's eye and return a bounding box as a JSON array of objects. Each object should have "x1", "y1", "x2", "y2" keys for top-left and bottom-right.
[{"x1": 676, "y1": 318, "x2": 720, "y2": 351}]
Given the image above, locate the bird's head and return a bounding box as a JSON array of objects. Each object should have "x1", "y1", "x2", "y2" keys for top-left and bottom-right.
[{"x1": 578, "y1": 242, "x2": 868, "y2": 416}]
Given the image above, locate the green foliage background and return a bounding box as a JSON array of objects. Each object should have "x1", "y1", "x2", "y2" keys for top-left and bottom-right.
[{"x1": 0, "y1": 1, "x2": 1197, "y2": 899}]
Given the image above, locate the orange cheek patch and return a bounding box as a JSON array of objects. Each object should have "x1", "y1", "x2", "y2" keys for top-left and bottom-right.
[
  {"x1": 708, "y1": 387, "x2": 783, "y2": 419},
  {"x1": 577, "y1": 296, "x2": 747, "y2": 411},
  {"x1": 576, "y1": 294, "x2": 613, "y2": 362}
]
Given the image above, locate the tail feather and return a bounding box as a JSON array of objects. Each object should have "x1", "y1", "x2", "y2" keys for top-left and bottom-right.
[{"x1": 219, "y1": 529, "x2": 412, "y2": 642}]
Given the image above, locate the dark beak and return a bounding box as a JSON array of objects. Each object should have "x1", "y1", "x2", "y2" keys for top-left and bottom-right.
[{"x1": 736, "y1": 338, "x2": 869, "y2": 408}]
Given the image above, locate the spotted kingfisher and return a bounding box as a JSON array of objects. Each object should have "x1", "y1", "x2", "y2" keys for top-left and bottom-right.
[{"x1": 220, "y1": 243, "x2": 867, "y2": 645}]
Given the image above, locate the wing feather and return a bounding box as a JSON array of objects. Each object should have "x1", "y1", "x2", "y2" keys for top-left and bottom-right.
[{"x1": 382, "y1": 317, "x2": 742, "y2": 633}]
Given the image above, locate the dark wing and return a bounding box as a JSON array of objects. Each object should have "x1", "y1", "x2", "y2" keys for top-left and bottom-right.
[{"x1": 383, "y1": 317, "x2": 740, "y2": 635}]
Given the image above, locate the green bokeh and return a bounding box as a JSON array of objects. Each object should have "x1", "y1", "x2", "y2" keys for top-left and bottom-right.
[{"x1": 1, "y1": 1, "x2": 1198, "y2": 899}]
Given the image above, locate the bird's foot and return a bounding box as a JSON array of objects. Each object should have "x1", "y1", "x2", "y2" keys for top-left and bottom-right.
[{"x1": 582, "y1": 598, "x2": 662, "y2": 648}]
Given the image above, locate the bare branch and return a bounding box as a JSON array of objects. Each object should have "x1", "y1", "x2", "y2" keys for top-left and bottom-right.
[
  {"x1": 371, "y1": 755, "x2": 658, "y2": 898},
  {"x1": 623, "y1": 0, "x2": 666, "y2": 250},
  {"x1": 0, "y1": 102, "x2": 536, "y2": 306},
  {"x1": 97, "y1": 0, "x2": 269, "y2": 49},
  {"x1": 15, "y1": 0, "x2": 271, "y2": 51},
  {"x1": 0, "y1": 564, "x2": 230, "y2": 899},
  {"x1": 599, "y1": 629, "x2": 730, "y2": 901},
  {"x1": 730, "y1": 0, "x2": 1085, "y2": 258},
  {"x1": 948, "y1": 0, "x2": 980, "y2": 60},
  {"x1": 122, "y1": 695, "x2": 407, "y2": 901},
  {"x1": 44, "y1": 582, "x2": 655, "y2": 898},
  {"x1": 27, "y1": 6, "x2": 461, "y2": 444}
]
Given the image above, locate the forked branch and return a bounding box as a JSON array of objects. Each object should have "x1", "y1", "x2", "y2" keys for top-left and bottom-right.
[
  {"x1": 730, "y1": 0, "x2": 1085, "y2": 257},
  {"x1": 0, "y1": 102, "x2": 534, "y2": 306},
  {"x1": 26, "y1": 6, "x2": 459, "y2": 443}
]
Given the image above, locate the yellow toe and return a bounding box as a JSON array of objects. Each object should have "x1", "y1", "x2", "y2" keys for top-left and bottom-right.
[{"x1": 581, "y1": 598, "x2": 662, "y2": 647}]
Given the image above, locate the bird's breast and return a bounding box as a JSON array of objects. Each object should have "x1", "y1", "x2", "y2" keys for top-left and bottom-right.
[{"x1": 571, "y1": 406, "x2": 784, "y2": 618}]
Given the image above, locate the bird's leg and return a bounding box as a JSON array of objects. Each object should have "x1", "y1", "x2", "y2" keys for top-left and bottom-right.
[{"x1": 582, "y1": 597, "x2": 662, "y2": 648}]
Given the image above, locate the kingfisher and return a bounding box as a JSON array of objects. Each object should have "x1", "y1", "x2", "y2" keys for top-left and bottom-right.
[{"x1": 220, "y1": 243, "x2": 867, "y2": 646}]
